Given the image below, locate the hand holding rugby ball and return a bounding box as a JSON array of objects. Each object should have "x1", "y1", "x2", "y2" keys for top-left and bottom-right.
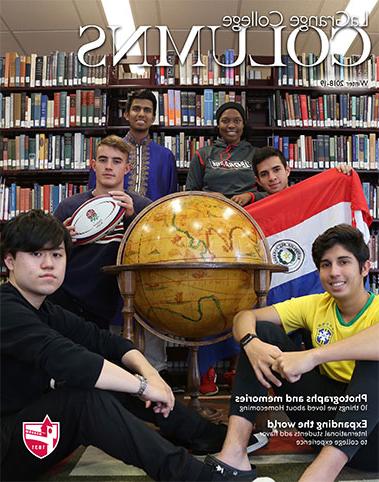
[{"x1": 69, "y1": 195, "x2": 125, "y2": 245}]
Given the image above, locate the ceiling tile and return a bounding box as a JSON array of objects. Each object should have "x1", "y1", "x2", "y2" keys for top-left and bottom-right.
[
  {"x1": 367, "y1": 5, "x2": 379, "y2": 35},
  {"x1": 371, "y1": 36, "x2": 379, "y2": 55},
  {"x1": 0, "y1": 17, "x2": 10, "y2": 32},
  {"x1": 75, "y1": 0, "x2": 107, "y2": 26},
  {"x1": 158, "y1": 0, "x2": 239, "y2": 27},
  {"x1": 131, "y1": 0, "x2": 160, "y2": 26},
  {"x1": 0, "y1": 31, "x2": 22, "y2": 53},
  {"x1": 239, "y1": 0, "x2": 348, "y2": 21},
  {"x1": 140, "y1": 27, "x2": 243, "y2": 56},
  {"x1": 349, "y1": 32, "x2": 379, "y2": 56},
  {"x1": 1, "y1": 0, "x2": 79, "y2": 30},
  {"x1": 9, "y1": 31, "x2": 109, "y2": 55},
  {"x1": 1, "y1": 0, "x2": 377, "y2": 60}
]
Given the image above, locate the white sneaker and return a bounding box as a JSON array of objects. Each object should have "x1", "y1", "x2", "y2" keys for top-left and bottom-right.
[{"x1": 247, "y1": 433, "x2": 269, "y2": 454}]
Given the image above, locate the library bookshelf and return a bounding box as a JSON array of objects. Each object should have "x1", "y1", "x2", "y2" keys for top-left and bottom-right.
[{"x1": 0, "y1": 52, "x2": 378, "y2": 290}]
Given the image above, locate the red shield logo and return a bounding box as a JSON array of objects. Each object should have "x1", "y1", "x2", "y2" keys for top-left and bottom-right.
[{"x1": 23, "y1": 415, "x2": 60, "y2": 459}]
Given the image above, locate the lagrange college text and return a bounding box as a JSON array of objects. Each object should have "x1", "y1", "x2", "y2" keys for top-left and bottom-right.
[{"x1": 77, "y1": 10, "x2": 372, "y2": 68}]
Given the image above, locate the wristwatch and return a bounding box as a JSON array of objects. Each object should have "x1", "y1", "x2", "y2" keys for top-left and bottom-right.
[
  {"x1": 240, "y1": 333, "x2": 259, "y2": 349},
  {"x1": 134, "y1": 374, "x2": 148, "y2": 397}
]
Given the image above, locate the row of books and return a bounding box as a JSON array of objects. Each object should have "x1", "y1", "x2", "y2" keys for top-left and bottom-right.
[
  {"x1": 121, "y1": 51, "x2": 379, "y2": 88},
  {"x1": 1, "y1": 52, "x2": 106, "y2": 88},
  {"x1": 278, "y1": 54, "x2": 379, "y2": 88},
  {"x1": 0, "y1": 182, "x2": 88, "y2": 221},
  {"x1": 2, "y1": 131, "x2": 378, "y2": 172},
  {"x1": 369, "y1": 274, "x2": 379, "y2": 294},
  {"x1": 1, "y1": 90, "x2": 107, "y2": 129},
  {"x1": 153, "y1": 131, "x2": 378, "y2": 174},
  {"x1": 0, "y1": 132, "x2": 215, "y2": 171},
  {"x1": 0, "y1": 134, "x2": 101, "y2": 170},
  {"x1": 363, "y1": 184, "x2": 379, "y2": 219},
  {"x1": 118, "y1": 90, "x2": 246, "y2": 128},
  {"x1": 151, "y1": 132, "x2": 215, "y2": 168},
  {"x1": 269, "y1": 134, "x2": 379, "y2": 171},
  {"x1": 1, "y1": 176, "x2": 375, "y2": 226},
  {"x1": 0, "y1": 179, "x2": 376, "y2": 222},
  {"x1": 154, "y1": 49, "x2": 250, "y2": 87},
  {"x1": 3, "y1": 50, "x2": 379, "y2": 90},
  {"x1": 269, "y1": 92, "x2": 379, "y2": 129},
  {"x1": 4, "y1": 89, "x2": 378, "y2": 131},
  {"x1": 164, "y1": 52, "x2": 379, "y2": 88},
  {"x1": 368, "y1": 232, "x2": 379, "y2": 270}
]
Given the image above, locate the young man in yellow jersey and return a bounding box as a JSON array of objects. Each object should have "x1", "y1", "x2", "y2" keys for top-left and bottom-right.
[{"x1": 204, "y1": 224, "x2": 378, "y2": 481}]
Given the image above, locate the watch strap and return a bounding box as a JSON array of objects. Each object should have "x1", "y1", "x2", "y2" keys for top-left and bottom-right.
[
  {"x1": 134, "y1": 374, "x2": 148, "y2": 397},
  {"x1": 240, "y1": 333, "x2": 259, "y2": 349}
]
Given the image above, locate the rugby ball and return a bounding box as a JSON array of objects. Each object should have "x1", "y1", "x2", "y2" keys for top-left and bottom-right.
[{"x1": 69, "y1": 195, "x2": 125, "y2": 245}]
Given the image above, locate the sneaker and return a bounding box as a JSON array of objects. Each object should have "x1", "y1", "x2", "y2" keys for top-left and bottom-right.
[
  {"x1": 200, "y1": 367, "x2": 219, "y2": 396},
  {"x1": 247, "y1": 432, "x2": 269, "y2": 454},
  {"x1": 205, "y1": 454, "x2": 256, "y2": 480},
  {"x1": 190, "y1": 426, "x2": 268, "y2": 456}
]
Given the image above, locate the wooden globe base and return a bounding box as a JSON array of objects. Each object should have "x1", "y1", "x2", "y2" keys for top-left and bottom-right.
[
  {"x1": 133, "y1": 313, "x2": 230, "y2": 413},
  {"x1": 103, "y1": 262, "x2": 287, "y2": 412}
]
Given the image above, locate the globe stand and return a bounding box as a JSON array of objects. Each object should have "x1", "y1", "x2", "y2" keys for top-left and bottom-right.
[
  {"x1": 186, "y1": 346, "x2": 225, "y2": 422},
  {"x1": 103, "y1": 262, "x2": 286, "y2": 418},
  {"x1": 134, "y1": 310, "x2": 232, "y2": 420}
]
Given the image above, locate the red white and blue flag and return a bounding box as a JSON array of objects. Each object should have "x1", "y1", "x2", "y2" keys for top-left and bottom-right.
[
  {"x1": 198, "y1": 169, "x2": 372, "y2": 373},
  {"x1": 246, "y1": 168, "x2": 372, "y2": 305}
]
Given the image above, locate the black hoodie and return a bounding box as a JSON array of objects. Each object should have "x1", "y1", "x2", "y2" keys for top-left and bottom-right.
[{"x1": 185, "y1": 138, "x2": 267, "y2": 202}]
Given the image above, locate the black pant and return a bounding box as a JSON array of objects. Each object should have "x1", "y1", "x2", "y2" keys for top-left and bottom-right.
[
  {"x1": 230, "y1": 322, "x2": 379, "y2": 471},
  {"x1": 1, "y1": 387, "x2": 217, "y2": 481}
]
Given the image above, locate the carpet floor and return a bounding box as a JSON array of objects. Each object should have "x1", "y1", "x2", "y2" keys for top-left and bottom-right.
[
  {"x1": 38, "y1": 445, "x2": 379, "y2": 482},
  {"x1": 36, "y1": 396, "x2": 378, "y2": 482}
]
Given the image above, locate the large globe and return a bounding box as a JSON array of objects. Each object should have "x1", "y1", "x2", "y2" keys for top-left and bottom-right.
[{"x1": 117, "y1": 192, "x2": 270, "y2": 341}]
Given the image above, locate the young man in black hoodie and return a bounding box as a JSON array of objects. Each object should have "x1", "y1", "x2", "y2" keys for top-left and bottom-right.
[
  {"x1": 186, "y1": 102, "x2": 267, "y2": 207},
  {"x1": 1, "y1": 210, "x2": 268, "y2": 482}
]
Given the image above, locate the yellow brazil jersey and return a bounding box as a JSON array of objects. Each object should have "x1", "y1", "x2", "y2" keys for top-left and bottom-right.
[{"x1": 273, "y1": 292, "x2": 378, "y2": 383}]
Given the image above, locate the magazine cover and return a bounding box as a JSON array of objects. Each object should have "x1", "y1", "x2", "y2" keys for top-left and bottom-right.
[{"x1": 1, "y1": 1, "x2": 378, "y2": 482}]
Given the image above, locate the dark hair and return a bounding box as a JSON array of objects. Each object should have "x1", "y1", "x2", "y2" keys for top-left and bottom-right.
[
  {"x1": 253, "y1": 147, "x2": 287, "y2": 176},
  {"x1": 312, "y1": 224, "x2": 370, "y2": 271},
  {"x1": 97, "y1": 135, "x2": 131, "y2": 158},
  {"x1": 126, "y1": 89, "x2": 157, "y2": 116},
  {"x1": 1, "y1": 210, "x2": 72, "y2": 260}
]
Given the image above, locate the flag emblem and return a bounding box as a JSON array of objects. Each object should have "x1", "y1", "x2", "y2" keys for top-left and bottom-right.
[
  {"x1": 23, "y1": 415, "x2": 60, "y2": 459},
  {"x1": 270, "y1": 239, "x2": 304, "y2": 273}
]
